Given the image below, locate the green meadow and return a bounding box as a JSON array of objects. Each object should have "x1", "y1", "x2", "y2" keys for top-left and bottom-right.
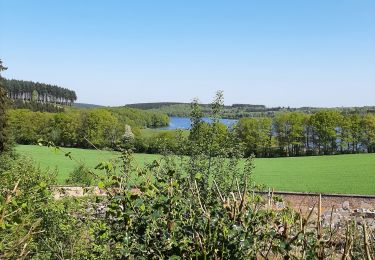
[
  {"x1": 16, "y1": 145, "x2": 375, "y2": 195},
  {"x1": 139, "y1": 128, "x2": 190, "y2": 138}
]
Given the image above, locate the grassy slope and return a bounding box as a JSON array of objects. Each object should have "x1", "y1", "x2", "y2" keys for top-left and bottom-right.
[
  {"x1": 16, "y1": 145, "x2": 160, "y2": 184},
  {"x1": 16, "y1": 145, "x2": 375, "y2": 195},
  {"x1": 140, "y1": 128, "x2": 190, "y2": 138}
]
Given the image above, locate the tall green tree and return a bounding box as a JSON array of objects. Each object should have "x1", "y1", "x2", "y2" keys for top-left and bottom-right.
[
  {"x1": 340, "y1": 113, "x2": 362, "y2": 153},
  {"x1": 310, "y1": 110, "x2": 341, "y2": 155},
  {"x1": 362, "y1": 113, "x2": 375, "y2": 153},
  {"x1": 0, "y1": 59, "x2": 10, "y2": 153},
  {"x1": 274, "y1": 112, "x2": 306, "y2": 156},
  {"x1": 51, "y1": 111, "x2": 80, "y2": 146},
  {"x1": 237, "y1": 117, "x2": 272, "y2": 157},
  {"x1": 78, "y1": 109, "x2": 121, "y2": 148}
]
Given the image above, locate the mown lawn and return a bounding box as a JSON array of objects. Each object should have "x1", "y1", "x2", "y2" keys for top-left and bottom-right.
[{"x1": 16, "y1": 145, "x2": 375, "y2": 195}]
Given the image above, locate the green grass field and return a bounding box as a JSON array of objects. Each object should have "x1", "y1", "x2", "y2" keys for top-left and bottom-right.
[
  {"x1": 16, "y1": 145, "x2": 375, "y2": 195},
  {"x1": 16, "y1": 145, "x2": 160, "y2": 184},
  {"x1": 140, "y1": 128, "x2": 190, "y2": 138}
]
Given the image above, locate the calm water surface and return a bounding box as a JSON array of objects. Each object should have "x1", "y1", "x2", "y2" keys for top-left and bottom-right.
[{"x1": 163, "y1": 117, "x2": 238, "y2": 130}]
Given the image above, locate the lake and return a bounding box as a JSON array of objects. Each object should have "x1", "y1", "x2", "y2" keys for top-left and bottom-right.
[{"x1": 163, "y1": 116, "x2": 238, "y2": 130}]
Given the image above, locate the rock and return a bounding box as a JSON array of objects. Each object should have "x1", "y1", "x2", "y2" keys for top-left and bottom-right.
[
  {"x1": 364, "y1": 211, "x2": 375, "y2": 218},
  {"x1": 275, "y1": 201, "x2": 285, "y2": 210},
  {"x1": 342, "y1": 201, "x2": 350, "y2": 211},
  {"x1": 360, "y1": 201, "x2": 373, "y2": 210},
  {"x1": 367, "y1": 219, "x2": 375, "y2": 230},
  {"x1": 322, "y1": 212, "x2": 342, "y2": 228}
]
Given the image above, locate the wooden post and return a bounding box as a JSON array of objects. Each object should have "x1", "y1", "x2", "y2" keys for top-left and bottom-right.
[
  {"x1": 251, "y1": 188, "x2": 255, "y2": 210},
  {"x1": 363, "y1": 223, "x2": 372, "y2": 260},
  {"x1": 318, "y1": 194, "x2": 322, "y2": 238},
  {"x1": 299, "y1": 209, "x2": 304, "y2": 234}
]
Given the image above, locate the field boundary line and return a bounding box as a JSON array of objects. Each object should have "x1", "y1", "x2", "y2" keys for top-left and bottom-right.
[
  {"x1": 255, "y1": 190, "x2": 375, "y2": 199},
  {"x1": 51, "y1": 185, "x2": 375, "y2": 198}
]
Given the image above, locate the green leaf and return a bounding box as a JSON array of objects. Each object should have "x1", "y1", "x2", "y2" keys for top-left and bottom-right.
[
  {"x1": 98, "y1": 181, "x2": 105, "y2": 189},
  {"x1": 194, "y1": 172, "x2": 202, "y2": 180}
]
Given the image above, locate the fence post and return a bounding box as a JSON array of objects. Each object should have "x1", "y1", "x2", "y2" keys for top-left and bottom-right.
[
  {"x1": 318, "y1": 194, "x2": 322, "y2": 238},
  {"x1": 267, "y1": 187, "x2": 271, "y2": 208}
]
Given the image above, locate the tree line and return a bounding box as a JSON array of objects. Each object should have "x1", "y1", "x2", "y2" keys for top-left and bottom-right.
[
  {"x1": 3, "y1": 79, "x2": 77, "y2": 106},
  {"x1": 237, "y1": 111, "x2": 375, "y2": 157},
  {"x1": 133, "y1": 102, "x2": 285, "y2": 119},
  {"x1": 11, "y1": 98, "x2": 65, "y2": 113},
  {"x1": 8, "y1": 107, "x2": 169, "y2": 149},
  {"x1": 6, "y1": 103, "x2": 375, "y2": 158}
]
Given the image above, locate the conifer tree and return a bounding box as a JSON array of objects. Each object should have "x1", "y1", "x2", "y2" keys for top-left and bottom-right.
[{"x1": 0, "y1": 59, "x2": 9, "y2": 153}]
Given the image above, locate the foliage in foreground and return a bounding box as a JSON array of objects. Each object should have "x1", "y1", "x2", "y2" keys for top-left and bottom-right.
[{"x1": 0, "y1": 155, "x2": 94, "y2": 259}]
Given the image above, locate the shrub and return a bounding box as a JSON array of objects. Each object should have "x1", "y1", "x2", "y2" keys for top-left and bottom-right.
[
  {"x1": 0, "y1": 155, "x2": 103, "y2": 259},
  {"x1": 66, "y1": 164, "x2": 94, "y2": 186}
]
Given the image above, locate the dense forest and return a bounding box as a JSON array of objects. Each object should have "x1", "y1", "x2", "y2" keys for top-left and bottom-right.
[
  {"x1": 7, "y1": 107, "x2": 169, "y2": 149},
  {"x1": 0, "y1": 60, "x2": 9, "y2": 153},
  {"x1": 127, "y1": 102, "x2": 281, "y2": 118},
  {"x1": 3, "y1": 79, "x2": 77, "y2": 106},
  {"x1": 127, "y1": 102, "x2": 267, "y2": 110},
  {"x1": 127, "y1": 102, "x2": 375, "y2": 119},
  {"x1": 10, "y1": 99, "x2": 65, "y2": 112},
  {"x1": 1, "y1": 75, "x2": 169, "y2": 149},
  {"x1": 73, "y1": 102, "x2": 104, "y2": 108}
]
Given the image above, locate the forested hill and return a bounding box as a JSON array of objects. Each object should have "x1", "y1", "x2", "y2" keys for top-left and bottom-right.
[
  {"x1": 126, "y1": 102, "x2": 187, "y2": 110},
  {"x1": 74, "y1": 103, "x2": 104, "y2": 108},
  {"x1": 3, "y1": 79, "x2": 77, "y2": 106},
  {"x1": 126, "y1": 102, "x2": 275, "y2": 118},
  {"x1": 126, "y1": 102, "x2": 375, "y2": 119},
  {"x1": 126, "y1": 102, "x2": 266, "y2": 110}
]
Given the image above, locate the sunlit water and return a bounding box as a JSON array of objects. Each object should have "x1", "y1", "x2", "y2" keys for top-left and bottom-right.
[{"x1": 162, "y1": 116, "x2": 238, "y2": 130}]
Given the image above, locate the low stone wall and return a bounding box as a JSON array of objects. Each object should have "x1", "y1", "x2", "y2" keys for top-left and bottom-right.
[
  {"x1": 262, "y1": 191, "x2": 375, "y2": 230},
  {"x1": 53, "y1": 186, "x2": 375, "y2": 229},
  {"x1": 52, "y1": 186, "x2": 106, "y2": 200},
  {"x1": 272, "y1": 192, "x2": 375, "y2": 211}
]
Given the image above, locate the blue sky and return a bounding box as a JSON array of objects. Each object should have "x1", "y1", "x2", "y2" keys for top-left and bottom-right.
[{"x1": 1, "y1": 0, "x2": 374, "y2": 107}]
